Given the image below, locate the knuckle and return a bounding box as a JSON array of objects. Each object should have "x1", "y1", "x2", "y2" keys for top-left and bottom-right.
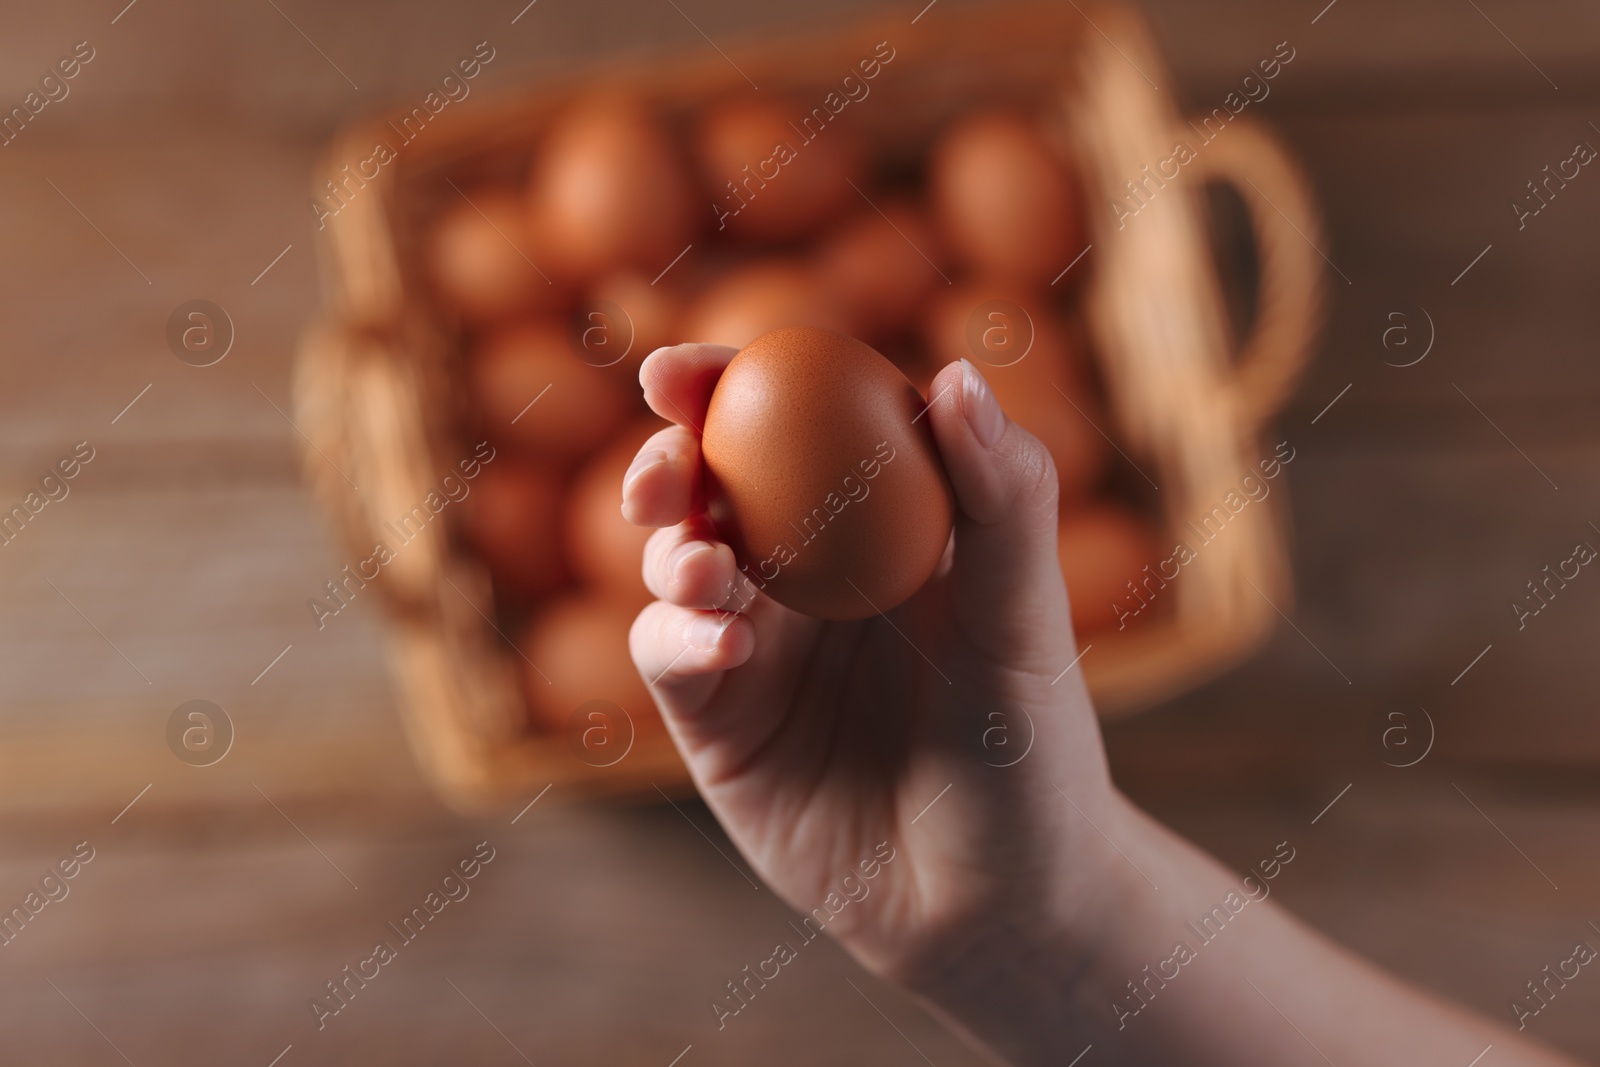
[{"x1": 1014, "y1": 427, "x2": 1060, "y2": 516}]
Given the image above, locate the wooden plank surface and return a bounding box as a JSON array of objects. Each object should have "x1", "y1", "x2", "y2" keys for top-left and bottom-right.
[
  {"x1": 0, "y1": 781, "x2": 1595, "y2": 1063},
  {"x1": 1, "y1": 0, "x2": 1598, "y2": 1063}
]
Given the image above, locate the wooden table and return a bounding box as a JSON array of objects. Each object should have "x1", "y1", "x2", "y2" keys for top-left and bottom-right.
[{"x1": 1, "y1": 0, "x2": 1597, "y2": 1062}]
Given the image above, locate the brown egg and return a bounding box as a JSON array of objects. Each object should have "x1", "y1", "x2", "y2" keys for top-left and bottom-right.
[
  {"x1": 1057, "y1": 505, "x2": 1163, "y2": 634},
  {"x1": 528, "y1": 95, "x2": 695, "y2": 281},
  {"x1": 701, "y1": 327, "x2": 954, "y2": 620},
  {"x1": 681, "y1": 260, "x2": 850, "y2": 349},
  {"x1": 460, "y1": 460, "x2": 565, "y2": 600},
  {"x1": 924, "y1": 279, "x2": 1074, "y2": 372},
  {"x1": 565, "y1": 417, "x2": 669, "y2": 608},
  {"x1": 520, "y1": 594, "x2": 661, "y2": 735},
  {"x1": 696, "y1": 98, "x2": 863, "y2": 242},
  {"x1": 427, "y1": 189, "x2": 560, "y2": 322},
  {"x1": 984, "y1": 351, "x2": 1108, "y2": 506},
  {"x1": 931, "y1": 110, "x2": 1084, "y2": 285},
  {"x1": 470, "y1": 320, "x2": 632, "y2": 461},
  {"x1": 583, "y1": 270, "x2": 680, "y2": 370},
  {"x1": 924, "y1": 283, "x2": 1105, "y2": 503},
  {"x1": 816, "y1": 199, "x2": 946, "y2": 341}
]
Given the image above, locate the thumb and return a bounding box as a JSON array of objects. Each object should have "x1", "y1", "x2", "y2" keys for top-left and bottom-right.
[{"x1": 925, "y1": 359, "x2": 1076, "y2": 671}]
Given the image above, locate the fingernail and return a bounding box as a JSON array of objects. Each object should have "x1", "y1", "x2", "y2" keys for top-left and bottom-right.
[
  {"x1": 961, "y1": 358, "x2": 1005, "y2": 449},
  {"x1": 668, "y1": 540, "x2": 712, "y2": 581},
  {"x1": 687, "y1": 612, "x2": 729, "y2": 650},
  {"x1": 621, "y1": 449, "x2": 668, "y2": 498}
]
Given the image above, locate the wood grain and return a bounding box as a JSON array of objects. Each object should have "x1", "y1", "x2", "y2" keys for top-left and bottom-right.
[{"x1": 0, "y1": 0, "x2": 1597, "y2": 1062}]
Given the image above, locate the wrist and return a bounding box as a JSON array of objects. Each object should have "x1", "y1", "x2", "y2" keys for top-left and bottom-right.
[{"x1": 893, "y1": 789, "x2": 1153, "y2": 1066}]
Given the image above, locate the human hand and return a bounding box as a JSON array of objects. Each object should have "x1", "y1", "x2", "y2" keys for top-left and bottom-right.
[
  {"x1": 623, "y1": 343, "x2": 1135, "y2": 996},
  {"x1": 624, "y1": 345, "x2": 1594, "y2": 1067}
]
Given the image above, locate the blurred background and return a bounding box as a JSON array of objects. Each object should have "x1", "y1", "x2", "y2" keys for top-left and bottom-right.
[{"x1": 1, "y1": 0, "x2": 1598, "y2": 1063}]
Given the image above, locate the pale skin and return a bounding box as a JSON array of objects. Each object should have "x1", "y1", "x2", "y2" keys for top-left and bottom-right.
[{"x1": 621, "y1": 342, "x2": 1584, "y2": 1067}]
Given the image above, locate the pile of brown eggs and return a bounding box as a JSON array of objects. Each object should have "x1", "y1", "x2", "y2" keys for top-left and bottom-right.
[{"x1": 426, "y1": 92, "x2": 1163, "y2": 734}]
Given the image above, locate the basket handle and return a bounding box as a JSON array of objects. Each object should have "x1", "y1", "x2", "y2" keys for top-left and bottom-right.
[{"x1": 1184, "y1": 118, "x2": 1325, "y2": 427}]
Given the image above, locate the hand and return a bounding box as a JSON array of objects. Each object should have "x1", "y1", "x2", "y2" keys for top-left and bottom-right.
[
  {"x1": 621, "y1": 344, "x2": 1585, "y2": 1067},
  {"x1": 623, "y1": 344, "x2": 1130, "y2": 994}
]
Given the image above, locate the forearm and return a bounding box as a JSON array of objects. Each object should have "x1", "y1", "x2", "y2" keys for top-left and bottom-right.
[{"x1": 909, "y1": 793, "x2": 1584, "y2": 1067}]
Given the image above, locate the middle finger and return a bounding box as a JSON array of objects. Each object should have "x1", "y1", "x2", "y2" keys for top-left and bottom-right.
[{"x1": 643, "y1": 516, "x2": 745, "y2": 610}]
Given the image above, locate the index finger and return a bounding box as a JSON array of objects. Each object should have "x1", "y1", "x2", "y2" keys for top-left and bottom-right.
[{"x1": 639, "y1": 342, "x2": 740, "y2": 434}]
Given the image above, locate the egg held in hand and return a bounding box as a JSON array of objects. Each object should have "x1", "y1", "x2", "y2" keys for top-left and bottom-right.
[{"x1": 700, "y1": 327, "x2": 955, "y2": 620}]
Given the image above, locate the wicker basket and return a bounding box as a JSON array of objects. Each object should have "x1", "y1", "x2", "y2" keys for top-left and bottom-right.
[{"x1": 295, "y1": 1, "x2": 1324, "y2": 812}]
